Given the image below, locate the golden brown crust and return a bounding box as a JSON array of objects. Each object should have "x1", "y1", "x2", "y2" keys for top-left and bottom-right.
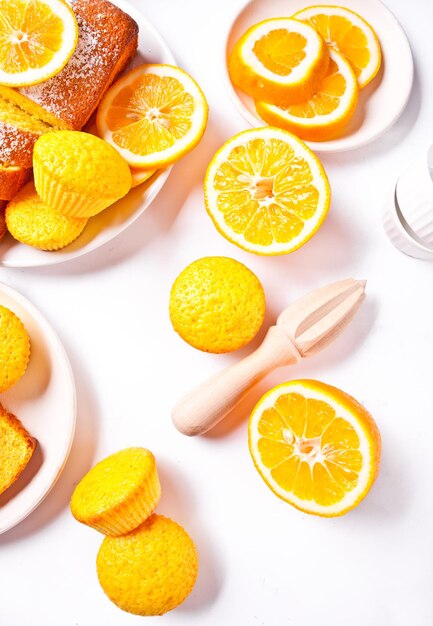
[
  {"x1": 0, "y1": 403, "x2": 36, "y2": 495},
  {"x1": 0, "y1": 202, "x2": 6, "y2": 241},
  {"x1": 0, "y1": 123, "x2": 39, "y2": 169},
  {"x1": 20, "y1": 0, "x2": 139, "y2": 130},
  {"x1": 0, "y1": 165, "x2": 32, "y2": 201}
]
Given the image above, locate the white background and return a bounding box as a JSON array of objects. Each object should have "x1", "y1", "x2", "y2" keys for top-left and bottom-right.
[{"x1": 1, "y1": 0, "x2": 433, "y2": 624}]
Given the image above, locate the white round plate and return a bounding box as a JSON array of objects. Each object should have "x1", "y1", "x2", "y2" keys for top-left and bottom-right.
[
  {"x1": 225, "y1": 0, "x2": 414, "y2": 153},
  {"x1": 0, "y1": 283, "x2": 76, "y2": 533},
  {"x1": 0, "y1": 0, "x2": 175, "y2": 268}
]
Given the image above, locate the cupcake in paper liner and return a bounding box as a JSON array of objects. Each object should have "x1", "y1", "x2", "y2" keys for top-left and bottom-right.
[
  {"x1": 6, "y1": 182, "x2": 87, "y2": 250},
  {"x1": 71, "y1": 448, "x2": 161, "y2": 536},
  {"x1": 33, "y1": 131, "x2": 131, "y2": 218}
]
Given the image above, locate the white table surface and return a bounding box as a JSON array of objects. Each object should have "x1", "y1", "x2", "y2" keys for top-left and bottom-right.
[{"x1": 1, "y1": 0, "x2": 433, "y2": 624}]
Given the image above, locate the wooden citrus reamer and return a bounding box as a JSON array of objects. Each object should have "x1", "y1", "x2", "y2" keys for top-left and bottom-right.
[{"x1": 172, "y1": 278, "x2": 366, "y2": 436}]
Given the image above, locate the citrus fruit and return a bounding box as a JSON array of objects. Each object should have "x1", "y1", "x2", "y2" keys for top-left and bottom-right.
[
  {"x1": 0, "y1": 304, "x2": 31, "y2": 393},
  {"x1": 96, "y1": 64, "x2": 208, "y2": 169},
  {"x1": 248, "y1": 380, "x2": 381, "y2": 517},
  {"x1": 293, "y1": 6, "x2": 382, "y2": 88},
  {"x1": 169, "y1": 256, "x2": 266, "y2": 354},
  {"x1": 204, "y1": 127, "x2": 330, "y2": 255},
  {"x1": 130, "y1": 168, "x2": 156, "y2": 188},
  {"x1": 256, "y1": 49, "x2": 358, "y2": 142},
  {"x1": 0, "y1": 0, "x2": 78, "y2": 87},
  {"x1": 229, "y1": 18, "x2": 329, "y2": 105},
  {"x1": 97, "y1": 514, "x2": 198, "y2": 616}
]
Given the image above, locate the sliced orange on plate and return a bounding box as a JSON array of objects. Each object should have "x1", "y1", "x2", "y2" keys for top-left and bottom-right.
[
  {"x1": 130, "y1": 168, "x2": 156, "y2": 189},
  {"x1": 256, "y1": 49, "x2": 358, "y2": 141},
  {"x1": 96, "y1": 64, "x2": 208, "y2": 170},
  {"x1": 0, "y1": 0, "x2": 78, "y2": 87},
  {"x1": 204, "y1": 127, "x2": 330, "y2": 255},
  {"x1": 229, "y1": 18, "x2": 329, "y2": 105},
  {"x1": 293, "y1": 5, "x2": 382, "y2": 88},
  {"x1": 248, "y1": 380, "x2": 381, "y2": 517}
]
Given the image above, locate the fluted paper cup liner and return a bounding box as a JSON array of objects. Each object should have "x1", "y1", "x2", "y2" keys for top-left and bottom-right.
[{"x1": 34, "y1": 161, "x2": 115, "y2": 218}]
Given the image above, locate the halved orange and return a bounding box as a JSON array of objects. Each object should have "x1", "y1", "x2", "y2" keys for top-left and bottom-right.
[
  {"x1": 96, "y1": 64, "x2": 208, "y2": 170},
  {"x1": 248, "y1": 380, "x2": 381, "y2": 517},
  {"x1": 204, "y1": 127, "x2": 330, "y2": 255},
  {"x1": 229, "y1": 18, "x2": 329, "y2": 106},
  {"x1": 256, "y1": 49, "x2": 358, "y2": 141},
  {"x1": 293, "y1": 5, "x2": 382, "y2": 88},
  {"x1": 0, "y1": 0, "x2": 78, "y2": 87}
]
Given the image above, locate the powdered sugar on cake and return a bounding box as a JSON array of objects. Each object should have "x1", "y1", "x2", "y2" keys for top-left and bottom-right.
[
  {"x1": 18, "y1": 3, "x2": 137, "y2": 130},
  {"x1": 0, "y1": 124, "x2": 37, "y2": 168}
]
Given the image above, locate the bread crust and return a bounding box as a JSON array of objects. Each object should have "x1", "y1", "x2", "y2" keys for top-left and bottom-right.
[
  {"x1": 0, "y1": 165, "x2": 32, "y2": 201},
  {"x1": 0, "y1": 403, "x2": 36, "y2": 496}
]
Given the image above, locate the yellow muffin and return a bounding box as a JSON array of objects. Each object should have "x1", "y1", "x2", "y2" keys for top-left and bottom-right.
[
  {"x1": 0, "y1": 202, "x2": 6, "y2": 241},
  {"x1": 70, "y1": 447, "x2": 161, "y2": 536},
  {"x1": 0, "y1": 403, "x2": 36, "y2": 496},
  {"x1": 97, "y1": 514, "x2": 198, "y2": 616},
  {"x1": 169, "y1": 256, "x2": 266, "y2": 353},
  {"x1": 33, "y1": 131, "x2": 132, "y2": 218},
  {"x1": 6, "y1": 182, "x2": 87, "y2": 251},
  {"x1": 0, "y1": 305, "x2": 31, "y2": 393}
]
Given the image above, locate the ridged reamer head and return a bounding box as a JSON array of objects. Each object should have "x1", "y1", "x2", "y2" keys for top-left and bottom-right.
[{"x1": 277, "y1": 278, "x2": 366, "y2": 358}]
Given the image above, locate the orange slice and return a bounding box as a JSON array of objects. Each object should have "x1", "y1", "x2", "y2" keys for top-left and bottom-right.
[
  {"x1": 96, "y1": 64, "x2": 208, "y2": 169},
  {"x1": 130, "y1": 168, "x2": 156, "y2": 188},
  {"x1": 293, "y1": 5, "x2": 381, "y2": 88},
  {"x1": 228, "y1": 18, "x2": 329, "y2": 106},
  {"x1": 0, "y1": 0, "x2": 78, "y2": 87},
  {"x1": 248, "y1": 380, "x2": 381, "y2": 517},
  {"x1": 256, "y1": 49, "x2": 358, "y2": 141},
  {"x1": 204, "y1": 127, "x2": 330, "y2": 255}
]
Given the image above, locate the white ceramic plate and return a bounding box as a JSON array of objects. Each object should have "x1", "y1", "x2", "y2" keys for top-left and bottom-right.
[
  {"x1": 0, "y1": 0, "x2": 175, "y2": 268},
  {"x1": 0, "y1": 283, "x2": 76, "y2": 533},
  {"x1": 225, "y1": 0, "x2": 414, "y2": 153}
]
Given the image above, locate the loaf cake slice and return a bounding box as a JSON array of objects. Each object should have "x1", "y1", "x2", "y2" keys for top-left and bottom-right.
[
  {"x1": 0, "y1": 0, "x2": 139, "y2": 131},
  {"x1": 0, "y1": 97, "x2": 54, "y2": 168},
  {"x1": 0, "y1": 164, "x2": 32, "y2": 201},
  {"x1": 0, "y1": 404, "x2": 36, "y2": 496}
]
